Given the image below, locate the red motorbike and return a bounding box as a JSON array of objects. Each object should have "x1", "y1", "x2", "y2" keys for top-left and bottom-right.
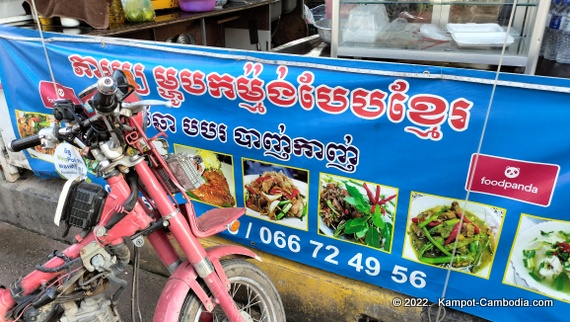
[{"x1": 0, "y1": 70, "x2": 285, "y2": 322}]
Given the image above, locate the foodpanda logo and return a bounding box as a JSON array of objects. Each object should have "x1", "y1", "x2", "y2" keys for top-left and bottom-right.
[
  {"x1": 39, "y1": 81, "x2": 80, "y2": 108},
  {"x1": 467, "y1": 154, "x2": 560, "y2": 207},
  {"x1": 480, "y1": 166, "x2": 537, "y2": 194},
  {"x1": 504, "y1": 166, "x2": 520, "y2": 179}
]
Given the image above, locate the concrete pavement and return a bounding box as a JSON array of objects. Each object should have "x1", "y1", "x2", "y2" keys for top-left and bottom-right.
[{"x1": 0, "y1": 170, "x2": 488, "y2": 322}]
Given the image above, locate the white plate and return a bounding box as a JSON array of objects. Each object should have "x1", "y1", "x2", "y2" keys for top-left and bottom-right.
[
  {"x1": 510, "y1": 221, "x2": 570, "y2": 302},
  {"x1": 403, "y1": 195, "x2": 502, "y2": 277},
  {"x1": 447, "y1": 23, "x2": 503, "y2": 33},
  {"x1": 451, "y1": 32, "x2": 514, "y2": 48},
  {"x1": 420, "y1": 24, "x2": 451, "y2": 42},
  {"x1": 318, "y1": 215, "x2": 342, "y2": 237},
  {"x1": 243, "y1": 174, "x2": 308, "y2": 231}
]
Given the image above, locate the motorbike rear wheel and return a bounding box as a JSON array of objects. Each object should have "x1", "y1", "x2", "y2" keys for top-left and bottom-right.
[{"x1": 179, "y1": 258, "x2": 286, "y2": 322}]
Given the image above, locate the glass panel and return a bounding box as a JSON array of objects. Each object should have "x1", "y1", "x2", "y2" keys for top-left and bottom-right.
[{"x1": 335, "y1": 1, "x2": 537, "y2": 70}]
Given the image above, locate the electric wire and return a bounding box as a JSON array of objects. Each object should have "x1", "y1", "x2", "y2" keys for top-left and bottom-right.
[
  {"x1": 29, "y1": 0, "x2": 59, "y2": 100},
  {"x1": 432, "y1": 2, "x2": 520, "y2": 322}
]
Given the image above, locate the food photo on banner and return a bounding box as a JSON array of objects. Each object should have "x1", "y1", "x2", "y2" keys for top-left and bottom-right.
[
  {"x1": 173, "y1": 144, "x2": 237, "y2": 208},
  {"x1": 1, "y1": 23, "x2": 570, "y2": 321}
]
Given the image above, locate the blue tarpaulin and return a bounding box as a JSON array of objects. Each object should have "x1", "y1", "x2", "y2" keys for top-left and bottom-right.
[{"x1": 1, "y1": 24, "x2": 570, "y2": 321}]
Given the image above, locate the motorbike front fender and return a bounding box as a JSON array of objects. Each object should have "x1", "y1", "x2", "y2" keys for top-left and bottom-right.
[{"x1": 153, "y1": 244, "x2": 258, "y2": 322}]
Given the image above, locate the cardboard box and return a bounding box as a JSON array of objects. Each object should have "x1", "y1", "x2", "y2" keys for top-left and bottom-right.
[{"x1": 152, "y1": 0, "x2": 179, "y2": 10}]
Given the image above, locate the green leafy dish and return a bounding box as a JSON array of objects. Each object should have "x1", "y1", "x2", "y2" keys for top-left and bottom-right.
[
  {"x1": 318, "y1": 175, "x2": 396, "y2": 251},
  {"x1": 408, "y1": 200, "x2": 496, "y2": 274}
]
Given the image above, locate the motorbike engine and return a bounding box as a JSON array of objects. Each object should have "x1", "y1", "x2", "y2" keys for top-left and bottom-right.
[
  {"x1": 27, "y1": 294, "x2": 118, "y2": 322},
  {"x1": 19, "y1": 243, "x2": 129, "y2": 322},
  {"x1": 59, "y1": 296, "x2": 119, "y2": 322}
]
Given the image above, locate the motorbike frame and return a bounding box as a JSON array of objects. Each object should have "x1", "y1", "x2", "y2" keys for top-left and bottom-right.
[{"x1": 0, "y1": 104, "x2": 256, "y2": 322}]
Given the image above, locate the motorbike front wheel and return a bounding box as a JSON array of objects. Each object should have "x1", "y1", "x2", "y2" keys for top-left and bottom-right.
[{"x1": 179, "y1": 258, "x2": 286, "y2": 322}]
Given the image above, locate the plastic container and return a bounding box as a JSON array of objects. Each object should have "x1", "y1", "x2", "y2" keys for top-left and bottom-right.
[
  {"x1": 310, "y1": 4, "x2": 325, "y2": 23},
  {"x1": 152, "y1": 0, "x2": 180, "y2": 10},
  {"x1": 179, "y1": 0, "x2": 216, "y2": 12},
  {"x1": 447, "y1": 23, "x2": 503, "y2": 33},
  {"x1": 556, "y1": 23, "x2": 570, "y2": 63},
  {"x1": 342, "y1": 5, "x2": 388, "y2": 43},
  {"x1": 60, "y1": 18, "x2": 81, "y2": 27},
  {"x1": 541, "y1": 0, "x2": 560, "y2": 56},
  {"x1": 451, "y1": 32, "x2": 514, "y2": 48},
  {"x1": 314, "y1": 18, "x2": 331, "y2": 44},
  {"x1": 544, "y1": 0, "x2": 569, "y2": 60}
]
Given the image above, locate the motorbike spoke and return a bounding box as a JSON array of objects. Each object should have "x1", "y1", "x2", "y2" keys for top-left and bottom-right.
[
  {"x1": 243, "y1": 286, "x2": 262, "y2": 310},
  {"x1": 230, "y1": 282, "x2": 242, "y2": 297},
  {"x1": 220, "y1": 282, "x2": 266, "y2": 322}
]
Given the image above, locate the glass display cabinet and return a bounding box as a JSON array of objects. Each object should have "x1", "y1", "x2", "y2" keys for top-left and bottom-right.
[{"x1": 330, "y1": 0, "x2": 550, "y2": 74}]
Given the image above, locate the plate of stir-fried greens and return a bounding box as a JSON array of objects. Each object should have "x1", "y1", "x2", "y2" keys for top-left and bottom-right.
[{"x1": 405, "y1": 195, "x2": 502, "y2": 277}]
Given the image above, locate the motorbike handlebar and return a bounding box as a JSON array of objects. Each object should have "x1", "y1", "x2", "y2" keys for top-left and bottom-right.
[
  {"x1": 7, "y1": 119, "x2": 96, "y2": 153},
  {"x1": 8, "y1": 134, "x2": 42, "y2": 152},
  {"x1": 8, "y1": 76, "x2": 168, "y2": 154}
]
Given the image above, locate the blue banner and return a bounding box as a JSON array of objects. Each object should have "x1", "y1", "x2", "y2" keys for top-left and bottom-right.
[{"x1": 1, "y1": 24, "x2": 570, "y2": 321}]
